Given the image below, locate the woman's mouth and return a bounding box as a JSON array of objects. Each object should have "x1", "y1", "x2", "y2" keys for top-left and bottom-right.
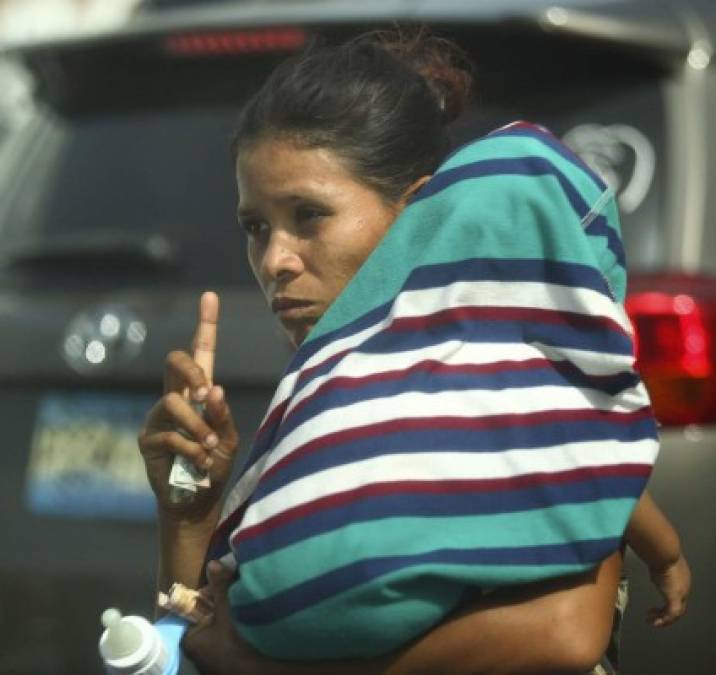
[{"x1": 270, "y1": 297, "x2": 315, "y2": 319}]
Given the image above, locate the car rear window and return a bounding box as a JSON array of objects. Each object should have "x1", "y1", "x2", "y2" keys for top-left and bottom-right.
[
  {"x1": 0, "y1": 103, "x2": 250, "y2": 288},
  {"x1": 0, "y1": 24, "x2": 670, "y2": 290}
]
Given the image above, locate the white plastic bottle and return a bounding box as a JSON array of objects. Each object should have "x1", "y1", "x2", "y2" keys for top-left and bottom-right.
[{"x1": 99, "y1": 608, "x2": 188, "y2": 675}]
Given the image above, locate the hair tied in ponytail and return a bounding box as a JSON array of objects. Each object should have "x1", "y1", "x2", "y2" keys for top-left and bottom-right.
[
  {"x1": 368, "y1": 26, "x2": 474, "y2": 125},
  {"x1": 233, "y1": 25, "x2": 474, "y2": 202}
]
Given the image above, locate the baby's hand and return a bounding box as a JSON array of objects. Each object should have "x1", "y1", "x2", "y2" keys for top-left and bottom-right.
[{"x1": 647, "y1": 553, "x2": 691, "y2": 627}]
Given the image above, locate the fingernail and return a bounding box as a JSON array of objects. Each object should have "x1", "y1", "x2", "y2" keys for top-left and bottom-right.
[
  {"x1": 195, "y1": 386, "x2": 209, "y2": 401},
  {"x1": 207, "y1": 560, "x2": 223, "y2": 575},
  {"x1": 212, "y1": 446, "x2": 232, "y2": 462},
  {"x1": 203, "y1": 456, "x2": 214, "y2": 470},
  {"x1": 204, "y1": 433, "x2": 219, "y2": 449}
]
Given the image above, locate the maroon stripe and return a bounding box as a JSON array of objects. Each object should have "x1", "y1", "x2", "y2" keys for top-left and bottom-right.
[
  {"x1": 285, "y1": 357, "x2": 630, "y2": 428},
  {"x1": 296, "y1": 347, "x2": 351, "y2": 386},
  {"x1": 271, "y1": 305, "x2": 627, "y2": 439},
  {"x1": 211, "y1": 502, "x2": 249, "y2": 550},
  {"x1": 495, "y1": 121, "x2": 547, "y2": 134},
  {"x1": 255, "y1": 348, "x2": 354, "y2": 441},
  {"x1": 287, "y1": 358, "x2": 551, "y2": 423},
  {"x1": 262, "y1": 406, "x2": 653, "y2": 482},
  {"x1": 257, "y1": 347, "x2": 352, "y2": 440},
  {"x1": 255, "y1": 398, "x2": 290, "y2": 442},
  {"x1": 389, "y1": 306, "x2": 628, "y2": 336},
  {"x1": 234, "y1": 463, "x2": 651, "y2": 546}
]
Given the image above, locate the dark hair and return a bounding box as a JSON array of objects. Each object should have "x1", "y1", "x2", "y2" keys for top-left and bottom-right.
[{"x1": 232, "y1": 28, "x2": 473, "y2": 202}]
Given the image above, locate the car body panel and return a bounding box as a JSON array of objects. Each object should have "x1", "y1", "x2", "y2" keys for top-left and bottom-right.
[{"x1": 0, "y1": 1, "x2": 714, "y2": 672}]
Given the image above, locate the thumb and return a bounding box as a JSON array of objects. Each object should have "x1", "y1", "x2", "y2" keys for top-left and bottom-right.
[
  {"x1": 204, "y1": 386, "x2": 239, "y2": 465},
  {"x1": 206, "y1": 560, "x2": 235, "y2": 606}
]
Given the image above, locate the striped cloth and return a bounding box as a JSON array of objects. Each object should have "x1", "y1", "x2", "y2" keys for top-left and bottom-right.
[{"x1": 208, "y1": 122, "x2": 659, "y2": 659}]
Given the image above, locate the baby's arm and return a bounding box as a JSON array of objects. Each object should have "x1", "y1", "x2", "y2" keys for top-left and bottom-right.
[
  {"x1": 626, "y1": 490, "x2": 691, "y2": 626},
  {"x1": 183, "y1": 553, "x2": 624, "y2": 675}
]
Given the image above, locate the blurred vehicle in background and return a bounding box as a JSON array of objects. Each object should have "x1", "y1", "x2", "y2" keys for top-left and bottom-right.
[
  {"x1": 0, "y1": 0, "x2": 140, "y2": 46},
  {"x1": 0, "y1": 0, "x2": 714, "y2": 672}
]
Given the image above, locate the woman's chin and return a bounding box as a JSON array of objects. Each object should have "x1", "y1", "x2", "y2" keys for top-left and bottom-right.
[{"x1": 281, "y1": 321, "x2": 315, "y2": 349}]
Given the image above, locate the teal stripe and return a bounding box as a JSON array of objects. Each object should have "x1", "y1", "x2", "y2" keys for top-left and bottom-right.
[
  {"x1": 593, "y1": 195, "x2": 627, "y2": 302},
  {"x1": 308, "y1": 169, "x2": 612, "y2": 341},
  {"x1": 234, "y1": 556, "x2": 603, "y2": 659},
  {"x1": 231, "y1": 499, "x2": 635, "y2": 599},
  {"x1": 234, "y1": 562, "x2": 465, "y2": 659},
  {"x1": 441, "y1": 134, "x2": 607, "y2": 209}
]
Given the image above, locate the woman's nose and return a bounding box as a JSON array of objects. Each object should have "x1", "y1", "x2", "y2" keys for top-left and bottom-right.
[{"x1": 261, "y1": 231, "x2": 304, "y2": 283}]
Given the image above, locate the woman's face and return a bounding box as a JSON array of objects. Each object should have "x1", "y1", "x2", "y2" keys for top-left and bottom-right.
[{"x1": 236, "y1": 138, "x2": 404, "y2": 347}]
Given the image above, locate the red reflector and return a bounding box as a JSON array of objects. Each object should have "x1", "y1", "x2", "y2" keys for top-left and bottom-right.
[
  {"x1": 165, "y1": 27, "x2": 307, "y2": 56},
  {"x1": 626, "y1": 273, "x2": 716, "y2": 426}
]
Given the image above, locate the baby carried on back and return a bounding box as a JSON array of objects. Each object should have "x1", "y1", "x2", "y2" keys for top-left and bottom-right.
[{"x1": 207, "y1": 123, "x2": 658, "y2": 659}]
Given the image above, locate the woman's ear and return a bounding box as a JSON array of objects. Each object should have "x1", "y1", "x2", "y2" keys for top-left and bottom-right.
[
  {"x1": 402, "y1": 174, "x2": 433, "y2": 204},
  {"x1": 401, "y1": 175, "x2": 432, "y2": 205}
]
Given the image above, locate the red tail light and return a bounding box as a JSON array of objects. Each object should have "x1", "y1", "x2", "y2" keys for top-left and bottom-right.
[
  {"x1": 626, "y1": 273, "x2": 716, "y2": 426},
  {"x1": 164, "y1": 27, "x2": 307, "y2": 57}
]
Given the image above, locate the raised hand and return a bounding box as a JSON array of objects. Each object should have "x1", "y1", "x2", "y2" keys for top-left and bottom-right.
[{"x1": 138, "y1": 291, "x2": 240, "y2": 520}]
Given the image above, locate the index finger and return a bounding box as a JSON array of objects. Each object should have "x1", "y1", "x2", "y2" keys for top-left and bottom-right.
[{"x1": 191, "y1": 291, "x2": 220, "y2": 385}]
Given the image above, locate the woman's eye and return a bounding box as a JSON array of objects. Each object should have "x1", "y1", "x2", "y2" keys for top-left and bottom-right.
[
  {"x1": 239, "y1": 219, "x2": 267, "y2": 237},
  {"x1": 295, "y1": 205, "x2": 325, "y2": 224}
]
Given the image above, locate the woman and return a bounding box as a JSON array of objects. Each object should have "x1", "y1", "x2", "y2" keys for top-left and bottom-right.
[{"x1": 139, "y1": 31, "x2": 689, "y2": 674}]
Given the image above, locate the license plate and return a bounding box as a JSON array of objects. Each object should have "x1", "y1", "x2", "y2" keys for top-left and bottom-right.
[{"x1": 25, "y1": 392, "x2": 157, "y2": 520}]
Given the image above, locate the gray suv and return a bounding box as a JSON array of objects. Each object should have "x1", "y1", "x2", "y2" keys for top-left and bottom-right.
[{"x1": 1, "y1": 1, "x2": 714, "y2": 672}]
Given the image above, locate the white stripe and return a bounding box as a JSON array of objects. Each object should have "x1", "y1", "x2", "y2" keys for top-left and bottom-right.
[
  {"x1": 221, "y1": 379, "x2": 651, "y2": 527},
  {"x1": 261, "y1": 320, "x2": 385, "y2": 425},
  {"x1": 223, "y1": 276, "x2": 638, "y2": 528},
  {"x1": 286, "y1": 340, "x2": 637, "y2": 419},
  {"x1": 219, "y1": 457, "x2": 266, "y2": 522},
  {"x1": 293, "y1": 278, "x2": 628, "y2": 385},
  {"x1": 232, "y1": 346, "x2": 642, "y2": 524},
  {"x1": 239, "y1": 438, "x2": 658, "y2": 530},
  {"x1": 267, "y1": 278, "x2": 632, "y2": 423},
  {"x1": 264, "y1": 385, "x2": 650, "y2": 477},
  {"x1": 287, "y1": 341, "x2": 541, "y2": 417},
  {"x1": 390, "y1": 280, "x2": 629, "y2": 329}
]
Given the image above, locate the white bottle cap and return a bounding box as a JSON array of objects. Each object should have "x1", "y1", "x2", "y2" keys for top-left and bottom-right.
[{"x1": 99, "y1": 608, "x2": 168, "y2": 675}]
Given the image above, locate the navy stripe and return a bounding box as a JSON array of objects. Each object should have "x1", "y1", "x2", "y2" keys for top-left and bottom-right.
[
  {"x1": 208, "y1": 502, "x2": 249, "y2": 562},
  {"x1": 293, "y1": 258, "x2": 616, "y2": 376},
  {"x1": 253, "y1": 314, "x2": 630, "y2": 470},
  {"x1": 252, "y1": 414, "x2": 657, "y2": 504},
  {"x1": 288, "y1": 314, "x2": 634, "y2": 403},
  {"x1": 411, "y1": 157, "x2": 624, "y2": 268},
  {"x1": 239, "y1": 476, "x2": 643, "y2": 563},
  {"x1": 241, "y1": 322, "x2": 634, "y2": 490},
  {"x1": 439, "y1": 123, "x2": 565, "y2": 170},
  {"x1": 585, "y1": 212, "x2": 627, "y2": 268},
  {"x1": 403, "y1": 257, "x2": 612, "y2": 296},
  {"x1": 440, "y1": 123, "x2": 606, "y2": 194},
  {"x1": 483, "y1": 129, "x2": 623, "y2": 268},
  {"x1": 286, "y1": 300, "x2": 392, "y2": 375},
  {"x1": 413, "y1": 157, "x2": 591, "y2": 218},
  {"x1": 240, "y1": 477, "x2": 643, "y2": 564},
  {"x1": 271, "y1": 364, "x2": 639, "y2": 453},
  {"x1": 234, "y1": 422, "x2": 285, "y2": 486},
  {"x1": 373, "y1": 313, "x2": 631, "y2": 354},
  {"x1": 236, "y1": 256, "x2": 628, "y2": 477},
  {"x1": 235, "y1": 536, "x2": 621, "y2": 624},
  {"x1": 294, "y1": 313, "x2": 634, "y2": 409},
  {"x1": 486, "y1": 126, "x2": 608, "y2": 192}
]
